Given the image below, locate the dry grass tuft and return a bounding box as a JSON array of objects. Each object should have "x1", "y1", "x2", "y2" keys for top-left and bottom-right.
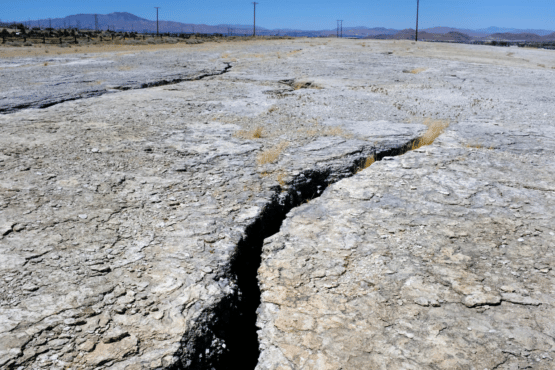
[
  {"x1": 276, "y1": 172, "x2": 287, "y2": 187},
  {"x1": 466, "y1": 142, "x2": 495, "y2": 150},
  {"x1": 235, "y1": 126, "x2": 264, "y2": 139},
  {"x1": 88, "y1": 80, "x2": 104, "y2": 86},
  {"x1": 118, "y1": 65, "x2": 134, "y2": 71},
  {"x1": 466, "y1": 142, "x2": 484, "y2": 149},
  {"x1": 296, "y1": 124, "x2": 353, "y2": 139},
  {"x1": 410, "y1": 68, "x2": 427, "y2": 74},
  {"x1": 322, "y1": 126, "x2": 347, "y2": 137},
  {"x1": 356, "y1": 155, "x2": 376, "y2": 173},
  {"x1": 43, "y1": 62, "x2": 48, "y2": 66},
  {"x1": 363, "y1": 155, "x2": 375, "y2": 168},
  {"x1": 257, "y1": 142, "x2": 289, "y2": 165},
  {"x1": 412, "y1": 118, "x2": 449, "y2": 150}
]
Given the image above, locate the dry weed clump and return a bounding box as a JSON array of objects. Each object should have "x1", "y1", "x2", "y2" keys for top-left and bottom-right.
[
  {"x1": 466, "y1": 142, "x2": 484, "y2": 149},
  {"x1": 357, "y1": 155, "x2": 376, "y2": 173},
  {"x1": 276, "y1": 172, "x2": 287, "y2": 187},
  {"x1": 410, "y1": 68, "x2": 427, "y2": 74},
  {"x1": 257, "y1": 142, "x2": 289, "y2": 165},
  {"x1": 466, "y1": 142, "x2": 495, "y2": 150},
  {"x1": 88, "y1": 80, "x2": 104, "y2": 86},
  {"x1": 234, "y1": 126, "x2": 264, "y2": 139},
  {"x1": 412, "y1": 118, "x2": 449, "y2": 150},
  {"x1": 296, "y1": 124, "x2": 352, "y2": 139}
]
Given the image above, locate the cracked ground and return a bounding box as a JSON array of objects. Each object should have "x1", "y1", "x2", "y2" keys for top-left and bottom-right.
[{"x1": 0, "y1": 38, "x2": 554, "y2": 369}]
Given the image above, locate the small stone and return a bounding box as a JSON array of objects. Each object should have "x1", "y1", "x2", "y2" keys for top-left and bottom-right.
[
  {"x1": 103, "y1": 327, "x2": 129, "y2": 343},
  {"x1": 79, "y1": 340, "x2": 96, "y2": 352},
  {"x1": 91, "y1": 148, "x2": 99, "y2": 153},
  {"x1": 78, "y1": 214, "x2": 88, "y2": 219},
  {"x1": 414, "y1": 297, "x2": 429, "y2": 306},
  {"x1": 22, "y1": 283, "x2": 39, "y2": 292},
  {"x1": 90, "y1": 265, "x2": 111, "y2": 273},
  {"x1": 114, "y1": 306, "x2": 126, "y2": 314},
  {"x1": 0, "y1": 221, "x2": 15, "y2": 236}
]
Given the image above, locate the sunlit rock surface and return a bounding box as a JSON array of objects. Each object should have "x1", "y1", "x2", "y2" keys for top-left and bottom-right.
[{"x1": 0, "y1": 38, "x2": 554, "y2": 369}]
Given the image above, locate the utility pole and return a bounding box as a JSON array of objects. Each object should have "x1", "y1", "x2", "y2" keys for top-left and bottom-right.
[
  {"x1": 252, "y1": 2, "x2": 258, "y2": 37},
  {"x1": 415, "y1": 0, "x2": 420, "y2": 41},
  {"x1": 337, "y1": 20, "x2": 343, "y2": 38},
  {"x1": 95, "y1": 14, "x2": 99, "y2": 31},
  {"x1": 155, "y1": 7, "x2": 160, "y2": 36}
]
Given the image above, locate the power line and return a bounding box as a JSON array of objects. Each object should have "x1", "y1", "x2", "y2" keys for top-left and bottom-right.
[
  {"x1": 154, "y1": 7, "x2": 160, "y2": 35},
  {"x1": 415, "y1": 0, "x2": 420, "y2": 41},
  {"x1": 253, "y1": 2, "x2": 258, "y2": 37}
]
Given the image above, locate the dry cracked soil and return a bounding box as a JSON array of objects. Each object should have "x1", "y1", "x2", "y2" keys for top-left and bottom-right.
[{"x1": 0, "y1": 38, "x2": 554, "y2": 370}]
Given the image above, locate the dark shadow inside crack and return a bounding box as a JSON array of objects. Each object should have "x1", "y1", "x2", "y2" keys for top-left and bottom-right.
[{"x1": 170, "y1": 128, "x2": 445, "y2": 370}]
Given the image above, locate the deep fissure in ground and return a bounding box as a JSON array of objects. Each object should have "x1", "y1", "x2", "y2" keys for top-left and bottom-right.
[{"x1": 176, "y1": 136, "x2": 424, "y2": 370}]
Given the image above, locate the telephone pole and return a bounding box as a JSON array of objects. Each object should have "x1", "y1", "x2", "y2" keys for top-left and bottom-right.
[
  {"x1": 94, "y1": 14, "x2": 99, "y2": 31},
  {"x1": 337, "y1": 20, "x2": 343, "y2": 38},
  {"x1": 252, "y1": 2, "x2": 258, "y2": 37},
  {"x1": 154, "y1": 7, "x2": 160, "y2": 35},
  {"x1": 415, "y1": 0, "x2": 420, "y2": 41}
]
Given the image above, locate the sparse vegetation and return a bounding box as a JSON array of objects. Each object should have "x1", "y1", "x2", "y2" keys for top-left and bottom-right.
[
  {"x1": 466, "y1": 142, "x2": 484, "y2": 149},
  {"x1": 235, "y1": 126, "x2": 264, "y2": 139},
  {"x1": 357, "y1": 155, "x2": 376, "y2": 173},
  {"x1": 256, "y1": 142, "x2": 288, "y2": 165},
  {"x1": 411, "y1": 118, "x2": 450, "y2": 150},
  {"x1": 297, "y1": 124, "x2": 352, "y2": 139},
  {"x1": 410, "y1": 68, "x2": 427, "y2": 74},
  {"x1": 276, "y1": 172, "x2": 287, "y2": 187}
]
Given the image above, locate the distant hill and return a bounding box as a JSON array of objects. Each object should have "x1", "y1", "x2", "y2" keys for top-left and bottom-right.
[
  {"x1": 486, "y1": 32, "x2": 545, "y2": 41},
  {"x1": 476, "y1": 26, "x2": 554, "y2": 36},
  {"x1": 21, "y1": 12, "x2": 555, "y2": 40}
]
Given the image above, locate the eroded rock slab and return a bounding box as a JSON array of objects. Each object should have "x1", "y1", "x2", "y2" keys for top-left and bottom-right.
[
  {"x1": 258, "y1": 139, "x2": 555, "y2": 369},
  {"x1": 256, "y1": 47, "x2": 555, "y2": 370}
]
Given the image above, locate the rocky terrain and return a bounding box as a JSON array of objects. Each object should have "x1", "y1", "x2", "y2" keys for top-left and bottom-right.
[{"x1": 0, "y1": 39, "x2": 554, "y2": 369}]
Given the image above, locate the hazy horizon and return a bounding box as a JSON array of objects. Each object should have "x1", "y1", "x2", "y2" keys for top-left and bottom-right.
[{"x1": 3, "y1": 0, "x2": 555, "y2": 32}]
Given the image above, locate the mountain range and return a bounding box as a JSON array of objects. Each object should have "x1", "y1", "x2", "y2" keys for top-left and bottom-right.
[{"x1": 16, "y1": 12, "x2": 555, "y2": 39}]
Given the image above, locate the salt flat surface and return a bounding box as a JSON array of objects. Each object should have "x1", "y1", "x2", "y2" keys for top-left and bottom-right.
[{"x1": 0, "y1": 38, "x2": 554, "y2": 369}]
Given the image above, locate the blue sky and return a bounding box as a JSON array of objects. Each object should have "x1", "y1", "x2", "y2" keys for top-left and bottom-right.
[{"x1": 3, "y1": 0, "x2": 554, "y2": 30}]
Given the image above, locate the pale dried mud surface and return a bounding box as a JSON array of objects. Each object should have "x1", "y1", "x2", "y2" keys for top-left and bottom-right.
[{"x1": 0, "y1": 39, "x2": 554, "y2": 369}]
